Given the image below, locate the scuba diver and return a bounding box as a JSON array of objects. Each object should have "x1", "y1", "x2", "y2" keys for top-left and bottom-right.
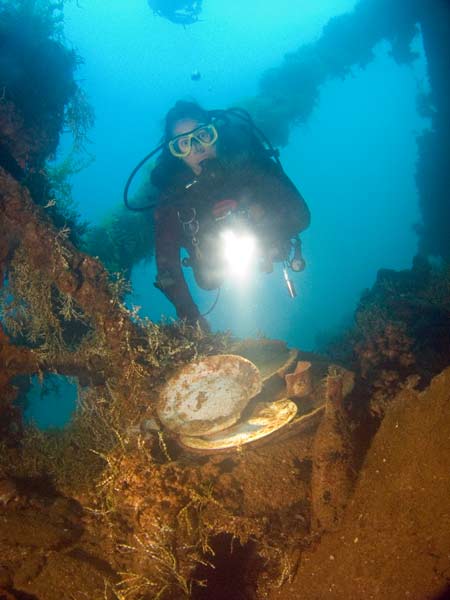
[
  {"x1": 147, "y1": 0, "x2": 202, "y2": 25},
  {"x1": 124, "y1": 100, "x2": 310, "y2": 329}
]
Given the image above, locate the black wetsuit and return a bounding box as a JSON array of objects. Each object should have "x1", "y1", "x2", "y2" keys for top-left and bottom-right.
[{"x1": 151, "y1": 120, "x2": 310, "y2": 322}]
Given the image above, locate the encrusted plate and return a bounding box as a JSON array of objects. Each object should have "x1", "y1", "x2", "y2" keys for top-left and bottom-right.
[
  {"x1": 179, "y1": 398, "x2": 298, "y2": 451},
  {"x1": 157, "y1": 354, "x2": 262, "y2": 436},
  {"x1": 229, "y1": 338, "x2": 298, "y2": 383}
]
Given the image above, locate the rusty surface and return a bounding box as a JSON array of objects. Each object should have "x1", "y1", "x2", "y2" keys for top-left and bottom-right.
[
  {"x1": 230, "y1": 338, "x2": 298, "y2": 381},
  {"x1": 157, "y1": 354, "x2": 262, "y2": 436},
  {"x1": 0, "y1": 168, "x2": 145, "y2": 384},
  {"x1": 179, "y1": 398, "x2": 298, "y2": 451},
  {"x1": 285, "y1": 360, "x2": 312, "y2": 398}
]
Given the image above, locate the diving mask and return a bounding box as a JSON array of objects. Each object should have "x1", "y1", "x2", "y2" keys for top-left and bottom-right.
[{"x1": 168, "y1": 123, "x2": 218, "y2": 158}]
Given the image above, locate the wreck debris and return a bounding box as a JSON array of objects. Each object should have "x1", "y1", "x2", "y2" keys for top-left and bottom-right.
[
  {"x1": 230, "y1": 338, "x2": 298, "y2": 382},
  {"x1": 0, "y1": 168, "x2": 139, "y2": 379},
  {"x1": 0, "y1": 323, "x2": 38, "y2": 440},
  {"x1": 158, "y1": 347, "x2": 325, "y2": 453},
  {"x1": 285, "y1": 360, "x2": 312, "y2": 399},
  {"x1": 169, "y1": 349, "x2": 328, "y2": 453},
  {"x1": 157, "y1": 354, "x2": 262, "y2": 436},
  {"x1": 268, "y1": 367, "x2": 450, "y2": 600},
  {"x1": 311, "y1": 367, "x2": 355, "y2": 534},
  {"x1": 179, "y1": 398, "x2": 298, "y2": 452},
  {"x1": 0, "y1": 478, "x2": 18, "y2": 506}
]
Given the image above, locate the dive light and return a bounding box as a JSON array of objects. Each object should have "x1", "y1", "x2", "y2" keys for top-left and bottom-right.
[{"x1": 221, "y1": 229, "x2": 257, "y2": 278}]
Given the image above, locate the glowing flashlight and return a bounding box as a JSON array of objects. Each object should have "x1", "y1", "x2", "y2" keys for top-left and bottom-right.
[{"x1": 221, "y1": 229, "x2": 256, "y2": 277}]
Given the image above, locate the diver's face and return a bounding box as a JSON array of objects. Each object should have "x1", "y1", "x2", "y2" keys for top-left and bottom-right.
[{"x1": 171, "y1": 118, "x2": 217, "y2": 175}]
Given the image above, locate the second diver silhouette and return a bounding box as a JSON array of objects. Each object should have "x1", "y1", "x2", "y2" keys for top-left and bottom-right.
[{"x1": 147, "y1": 0, "x2": 202, "y2": 25}]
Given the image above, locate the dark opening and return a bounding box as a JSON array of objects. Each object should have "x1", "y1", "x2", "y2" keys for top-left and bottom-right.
[
  {"x1": 0, "y1": 591, "x2": 39, "y2": 600},
  {"x1": 191, "y1": 533, "x2": 263, "y2": 600},
  {"x1": 433, "y1": 587, "x2": 450, "y2": 600}
]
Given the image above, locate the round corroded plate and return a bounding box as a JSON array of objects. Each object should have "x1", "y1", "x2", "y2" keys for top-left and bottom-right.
[
  {"x1": 157, "y1": 354, "x2": 262, "y2": 436},
  {"x1": 229, "y1": 338, "x2": 298, "y2": 383},
  {"x1": 179, "y1": 398, "x2": 298, "y2": 451}
]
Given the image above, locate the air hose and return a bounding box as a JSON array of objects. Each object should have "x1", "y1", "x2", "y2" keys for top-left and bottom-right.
[{"x1": 123, "y1": 142, "x2": 164, "y2": 212}]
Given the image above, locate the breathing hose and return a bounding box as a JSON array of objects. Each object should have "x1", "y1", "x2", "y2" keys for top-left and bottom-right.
[
  {"x1": 123, "y1": 142, "x2": 164, "y2": 212},
  {"x1": 201, "y1": 287, "x2": 221, "y2": 317}
]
